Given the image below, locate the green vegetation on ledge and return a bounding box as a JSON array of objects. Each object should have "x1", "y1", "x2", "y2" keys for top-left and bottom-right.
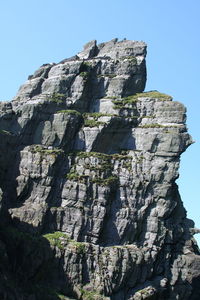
[
  {"x1": 112, "y1": 95, "x2": 138, "y2": 109},
  {"x1": 43, "y1": 232, "x2": 69, "y2": 249},
  {"x1": 82, "y1": 113, "x2": 112, "y2": 127},
  {"x1": 43, "y1": 231, "x2": 86, "y2": 254},
  {"x1": 139, "y1": 123, "x2": 180, "y2": 128},
  {"x1": 136, "y1": 91, "x2": 172, "y2": 101},
  {"x1": 80, "y1": 288, "x2": 105, "y2": 300},
  {"x1": 112, "y1": 91, "x2": 172, "y2": 109},
  {"x1": 30, "y1": 145, "x2": 64, "y2": 155},
  {"x1": 71, "y1": 241, "x2": 86, "y2": 254},
  {"x1": 66, "y1": 172, "x2": 89, "y2": 182},
  {"x1": 46, "y1": 92, "x2": 66, "y2": 103},
  {"x1": 66, "y1": 169, "x2": 118, "y2": 186},
  {"x1": 84, "y1": 119, "x2": 105, "y2": 127}
]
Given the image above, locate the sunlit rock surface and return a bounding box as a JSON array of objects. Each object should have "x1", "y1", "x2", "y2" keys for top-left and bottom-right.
[{"x1": 0, "y1": 39, "x2": 199, "y2": 300}]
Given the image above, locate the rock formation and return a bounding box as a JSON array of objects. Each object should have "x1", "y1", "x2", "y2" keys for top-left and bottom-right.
[{"x1": 0, "y1": 38, "x2": 199, "y2": 300}]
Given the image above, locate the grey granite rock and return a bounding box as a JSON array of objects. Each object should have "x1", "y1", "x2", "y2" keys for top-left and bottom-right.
[{"x1": 0, "y1": 40, "x2": 199, "y2": 300}]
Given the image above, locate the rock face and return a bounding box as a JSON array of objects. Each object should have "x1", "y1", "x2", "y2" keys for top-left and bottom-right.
[{"x1": 0, "y1": 39, "x2": 199, "y2": 300}]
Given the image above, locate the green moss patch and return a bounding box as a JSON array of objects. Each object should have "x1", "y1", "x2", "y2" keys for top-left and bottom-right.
[{"x1": 43, "y1": 232, "x2": 69, "y2": 249}]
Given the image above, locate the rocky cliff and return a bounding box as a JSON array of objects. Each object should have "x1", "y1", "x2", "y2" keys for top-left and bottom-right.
[{"x1": 0, "y1": 39, "x2": 199, "y2": 300}]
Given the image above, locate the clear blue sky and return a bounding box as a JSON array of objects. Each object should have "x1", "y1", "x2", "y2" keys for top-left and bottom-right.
[{"x1": 0, "y1": 0, "x2": 199, "y2": 244}]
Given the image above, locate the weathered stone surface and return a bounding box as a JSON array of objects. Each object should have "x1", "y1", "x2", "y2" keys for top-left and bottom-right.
[
  {"x1": 12, "y1": 39, "x2": 146, "y2": 105},
  {"x1": 0, "y1": 39, "x2": 199, "y2": 300}
]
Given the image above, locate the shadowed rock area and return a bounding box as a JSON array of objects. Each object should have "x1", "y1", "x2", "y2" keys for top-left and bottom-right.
[{"x1": 0, "y1": 39, "x2": 200, "y2": 300}]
